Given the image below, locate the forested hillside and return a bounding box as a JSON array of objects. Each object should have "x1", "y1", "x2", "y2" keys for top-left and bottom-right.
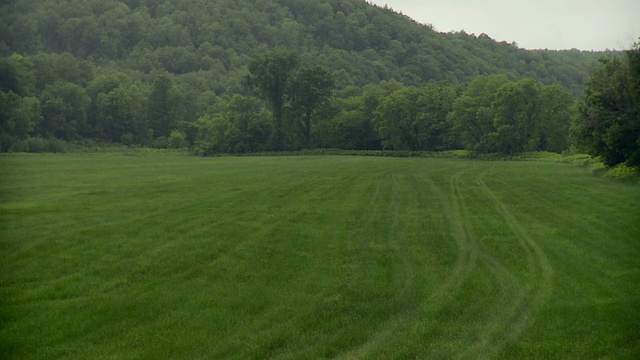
[
  {"x1": 0, "y1": 0, "x2": 624, "y2": 154},
  {"x1": 1, "y1": 0, "x2": 608, "y2": 90}
]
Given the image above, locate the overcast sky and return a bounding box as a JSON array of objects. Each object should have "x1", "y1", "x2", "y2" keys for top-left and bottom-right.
[{"x1": 367, "y1": 0, "x2": 639, "y2": 51}]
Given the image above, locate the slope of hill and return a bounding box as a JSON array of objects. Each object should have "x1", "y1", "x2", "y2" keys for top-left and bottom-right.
[
  {"x1": 1, "y1": 0, "x2": 611, "y2": 94},
  {"x1": 1, "y1": 0, "x2": 625, "y2": 153}
]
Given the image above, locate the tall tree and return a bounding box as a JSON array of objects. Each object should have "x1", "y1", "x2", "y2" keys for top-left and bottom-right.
[
  {"x1": 39, "y1": 81, "x2": 90, "y2": 140},
  {"x1": 246, "y1": 48, "x2": 299, "y2": 150},
  {"x1": 373, "y1": 86, "x2": 421, "y2": 150},
  {"x1": 373, "y1": 83, "x2": 456, "y2": 151},
  {"x1": 147, "y1": 75, "x2": 184, "y2": 140},
  {"x1": 0, "y1": 91, "x2": 40, "y2": 151},
  {"x1": 290, "y1": 65, "x2": 335, "y2": 148},
  {"x1": 535, "y1": 85, "x2": 575, "y2": 153},
  {"x1": 95, "y1": 86, "x2": 137, "y2": 143},
  {"x1": 574, "y1": 43, "x2": 640, "y2": 167},
  {"x1": 415, "y1": 82, "x2": 457, "y2": 150},
  {"x1": 491, "y1": 78, "x2": 541, "y2": 154},
  {"x1": 448, "y1": 74, "x2": 511, "y2": 152},
  {"x1": 193, "y1": 95, "x2": 272, "y2": 155},
  {"x1": 450, "y1": 75, "x2": 574, "y2": 154}
]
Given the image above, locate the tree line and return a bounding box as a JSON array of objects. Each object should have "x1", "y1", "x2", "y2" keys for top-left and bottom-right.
[
  {"x1": 3, "y1": 45, "x2": 636, "y2": 169},
  {"x1": 194, "y1": 49, "x2": 576, "y2": 155},
  {"x1": 0, "y1": 0, "x2": 636, "y2": 167},
  {"x1": 573, "y1": 44, "x2": 640, "y2": 168}
]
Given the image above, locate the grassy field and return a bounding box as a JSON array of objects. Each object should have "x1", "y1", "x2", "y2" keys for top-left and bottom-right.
[{"x1": 1, "y1": 152, "x2": 639, "y2": 359}]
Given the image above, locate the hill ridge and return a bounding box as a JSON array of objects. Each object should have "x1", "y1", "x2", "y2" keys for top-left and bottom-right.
[{"x1": 0, "y1": 0, "x2": 615, "y2": 94}]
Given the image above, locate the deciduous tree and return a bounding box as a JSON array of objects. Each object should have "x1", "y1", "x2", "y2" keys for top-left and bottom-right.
[
  {"x1": 492, "y1": 78, "x2": 540, "y2": 154},
  {"x1": 246, "y1": 48, "x2": 299, "y2": 150},
  {"x1": 574, "y1": 43, "x2": 640, "y2": 167},
  {"x1": 148, "y1": 75, "x2": 185, "y2": 140},
  {"x1": 194, "y1": 95, "x2": 272, "y2": 154},
  {"x1": 290, "y1": 65, "x2": 334, "y2": 148},
  {"x1": 39, "y1": 81, "x2": 90, "y2": 140},
  {"x1": 448, "y1": 74, "x2": 510, "y2": 152}
]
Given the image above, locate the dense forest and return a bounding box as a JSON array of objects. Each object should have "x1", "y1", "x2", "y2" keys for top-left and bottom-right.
[{"x1": 1, "y1": 0, "x2": 635, "y2": 163}]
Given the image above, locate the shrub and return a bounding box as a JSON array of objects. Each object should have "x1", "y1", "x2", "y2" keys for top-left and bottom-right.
[
  {"x1": 606, "y1": 163, "x2": 640, "y2": 180},
  {"x1": 121, "y1": 133, "x2": 134, "y2": 146},
  {"x1": 45, "y1": 137, "x2": 66, "y2": 153},
  {"x1": 168, "y1": 130, "x2": 188, "y2": 149},
  {"x1": 10, "y1": 138, "x2": 29, "y2": 152},
  {"x1": 26, "y1": 137, "x2": 46, "y2": 153},
  {"x1": 9, "y1": 137, "x2": 66, "y2": 153},
  {"x1": 151, "y1": 136, "x2": 169, "y2": 149}
]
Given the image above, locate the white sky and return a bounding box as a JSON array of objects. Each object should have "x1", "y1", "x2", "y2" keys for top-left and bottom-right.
[{"x1": 367, "y1": 0, "x2": 639, "y2": 50}]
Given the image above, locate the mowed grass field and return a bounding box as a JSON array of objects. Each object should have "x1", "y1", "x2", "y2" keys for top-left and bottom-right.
[{"x1": 1, "y1": 153, "x2": 639, "y2": 359}]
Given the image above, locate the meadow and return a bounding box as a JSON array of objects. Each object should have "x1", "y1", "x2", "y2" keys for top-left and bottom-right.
[{"x1": 1, "y1": 152, "x2": 639, "y2": 359}]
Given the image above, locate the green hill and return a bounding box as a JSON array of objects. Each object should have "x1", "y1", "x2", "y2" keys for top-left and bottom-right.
[
  {"x1": 0, "y1": 0, "x2": 623, "y2": 152},
  {"x1": 1, "y1": 0, "x2": 611, "y2": 93}
]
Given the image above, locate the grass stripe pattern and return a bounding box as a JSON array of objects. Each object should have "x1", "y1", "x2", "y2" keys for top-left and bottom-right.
[{"x1": 1, "y1": 153, "x2": 639, "y2": 359}]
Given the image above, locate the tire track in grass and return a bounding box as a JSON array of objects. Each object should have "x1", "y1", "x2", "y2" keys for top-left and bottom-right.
[
  {"x1": 340, "y1": 172, "x2": 418, "y2": 357},
  {"x1": 212, "y1": 164, "x2": 382, "y2": 357},
  {"x1": 307, "y1": 171, "x2": 391, "y2": 357},
  {"x1": 387, "y1": 166, "x2": 526, "y2": 359},
  {"x1": 420, "y1": 168, "x2": 480, "y2": 310},
  {"x1": 442, "y1": 167, "x2": 530, "y2": 359},
  {"x1": 342, "y1": 167, "x2": 455, "y2": 358},
  {"x1": 339, "y1": 163, "x2": 552, "y2": 358},
  {"x1": 461, "y1": 168, "x2": 554, "y2": 357},
  {"x1": 346, "y1": 165, "x2": 485, "y2": 358},
  {"x1": 388, "y1": 174, "x2": 416, "y2": 310}
]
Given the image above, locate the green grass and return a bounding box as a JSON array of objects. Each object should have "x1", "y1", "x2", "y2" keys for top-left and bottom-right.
[{"x1": 1, "y1": 153, "x2": 639, "y2": 359}]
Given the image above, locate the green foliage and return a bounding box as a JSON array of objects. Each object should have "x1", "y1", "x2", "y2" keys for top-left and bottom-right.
[
  {"x1": 0, "y1": 57, "x2": 23, "y2": 94},
  {"x1": 194, "y1": 95, "x2": 272, "y2": 155},
  {"x1": 9, "y1": 136, "x2": 66, "y2": 153},
  {"x1": 535, "y1": 85, "x2": 576, "y2": 153},
  {"x1": 0, "y1": 0, "x2": 617, "y2": 152},
  {"x1": 151, "y1": 135, "x2": 169, "y2": 149},
  {"x1": 193, "y1": 114, "x2": 226, "y2": 155},
  {"x1": 574, "y1": 43, "x2": 640, "y2": 168},
  {"x1": 0, "y1": 91, "x2": 41, "y2": 151},
  {"x1": 120, "y1": 132, "x2": 134, "y2": 145},
  {"x1": 290, "y1": 65, "x2": 335, "y2": 148},
  {"x1": 492, "y1": 79, "x2": 542, "y2": 154},
  {"x1": 373, "y1": 86, "x2": 423, "y2": 150},
  {"x1": 448, "y1": 74, "x2": 511, "y2": 151},
  {"x1": 415, "y1": 82, "x2": 458, "y2": 150},
  {"x1": 168, "y1": 129, "x2": 188, "y2": 149},
  {"x1": 246, "y1": 48, "x2": 300, "y2": 150},
  {"x1": 148, "y1": 75, "x2": 185, "y2": 139},
  {"x1": 221, "y1": 95, "x2": 272, "y2": 153},
  {"x1": 605, "y1": 163, "x2": 640, "y2": 180},
  {"x1": 39, "y1": 81, "x2": 91, "y2": 140},
  {"x1": 449, "y1": 76, "x2": 575, "y2": 154},
  {"x1": 318, "y1": 105, "x2": 379, "y2": 150},
  {"x1": 0, "y1": 0, "x2": 609, "y2": 91}
]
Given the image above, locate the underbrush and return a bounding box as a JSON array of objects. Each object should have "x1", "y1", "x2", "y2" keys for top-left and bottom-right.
[
  {"x1": 499, "y1": 153, "x2": 638, "y2": 181},
  {"x1": 9, "y1": 137, "x2": 68, "y2": 153},
  {"x1": 5, "y1": 138, "x2": 191, "y2": 155},
  {"x1": 604, "y1": 163, "x2": 640, "y2": 180},
  {"x1": 227, "y1": 148, "x2": 475, "y2": 158}
]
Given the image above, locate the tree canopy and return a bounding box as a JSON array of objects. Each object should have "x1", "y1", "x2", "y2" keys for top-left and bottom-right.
[
  {"x1": 1, "y1": 0, "x2": 609, "y2": 91},
  {"x1": 574, "y1": 43, "x2": 640, "y2": 168},
  {"x1": 0, "y1": 0, "x2": 627, "y2": 157},
  {"x1": 246, "y1": 49, "x2": 300, "y2": 150}
]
